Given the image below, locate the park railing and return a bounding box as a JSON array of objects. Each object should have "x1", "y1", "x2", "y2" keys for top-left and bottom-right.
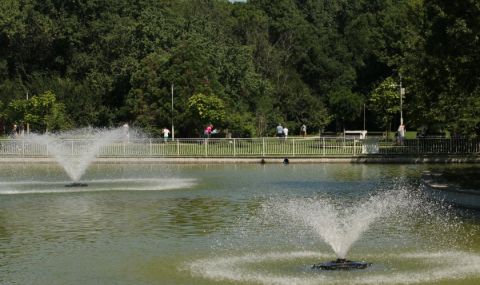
[{"x1": 0, "y1": 137, "x2": 479, "y2": 158}]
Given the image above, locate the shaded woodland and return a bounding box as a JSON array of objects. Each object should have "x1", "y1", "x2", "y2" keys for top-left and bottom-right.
[{"x1": 1, "y1": 0, "x2": 479, "y2": 137}]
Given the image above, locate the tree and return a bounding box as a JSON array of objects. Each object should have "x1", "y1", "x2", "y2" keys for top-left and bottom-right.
[
  {"x1": 3, "y1": 0, "x2": 479, "y2": 137},
  {"x1": 402, "y1": 0, "x2": 480, "y2": 136},
  {"x1": 368, "y1": 77, "x2": 401, "y2": 133},
  {"x1": 328, "y1": 87, "x2": 364, "y2": 131},
  {"x1": 126, "y1": 52, "x2": 170, "y2": 134},
  {"x1": 224, "y1": 112, "x2": 256, "y2": 137},
  {"x1": 0, "y1": 100, "x2": 7, "y2": 135},
  {"x1": 9, "y1": 91, "x2": 70, "y2": 133},
  {"x1": 187, "y1": 93, "x2": 226, "y2": 132}
]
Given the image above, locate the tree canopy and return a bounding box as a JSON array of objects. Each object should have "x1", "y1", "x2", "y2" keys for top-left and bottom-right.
[{"x1": 1, "y1": 0, "x2": 479, "y2": 137}]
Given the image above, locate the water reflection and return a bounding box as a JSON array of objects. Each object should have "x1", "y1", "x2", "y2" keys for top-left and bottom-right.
[
  {"x1": 165, "y1": 197, "x2": 239, "y2": 236},
  {"x1": 0, "y1": 195, "x2": 252, "y2": 246},
  {"x1": 0, "y1": 163, "x2": 479, "y2": 285}
]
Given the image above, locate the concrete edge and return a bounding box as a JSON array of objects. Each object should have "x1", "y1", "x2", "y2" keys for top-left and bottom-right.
[{"x1": 1, "y1": 156, "x2": 480, "y2": 164}]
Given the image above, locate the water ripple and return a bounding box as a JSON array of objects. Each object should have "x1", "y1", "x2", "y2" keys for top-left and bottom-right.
[
  {"x1": 187, "y1": 250, "x2": 480, "y2": 285},
  {"x1": 0, "y1": 178, "x2": 196, "y2": 194}
]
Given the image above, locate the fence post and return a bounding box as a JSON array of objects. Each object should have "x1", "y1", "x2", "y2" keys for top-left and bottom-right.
[
  {"x1": 205, "y1": 139, "x2": 208, "y2": 157},
  {"x1": 262, "y1": 138, "x2": 265, "y2": 157},
  {"x1": 176, "y1": 139, "x2": 180, "y2": 156},
  {"x1": 323, "y1": 137, "x2": 326, "y2": 156},
  {"x1": 71, "y1": 140, "x2": 74, "y2": 155},
  {"x1": 233, "y1": 139, "x2": 236, "y2": 157},
  {"x1": 292, "y1": 139, "x2": 295, "y2": 157},
  {"x1": 353, "y1": 139, "x2": 356, "y2": 156},
  {"x1": 149, "y1": 139, "x2": 152, "y2": 156},
  {"x1": 22, "y1": 139, "x2": 25, "y2": 157}
]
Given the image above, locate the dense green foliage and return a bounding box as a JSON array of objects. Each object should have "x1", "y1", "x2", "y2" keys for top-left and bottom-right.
[{"x1": 0, "y1": 0, "x2": 479, "y2": 137}]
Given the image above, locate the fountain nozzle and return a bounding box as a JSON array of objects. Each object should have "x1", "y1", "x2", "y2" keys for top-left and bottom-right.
[
  {"x1": 65, "y1": 182, "x2": 88, "y2": 187},
  {"x1": 312, "y1": 258, "x2": 371, "y2": 270}
]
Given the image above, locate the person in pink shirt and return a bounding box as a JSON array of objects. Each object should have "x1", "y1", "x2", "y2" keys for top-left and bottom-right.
[{"x1": 204, "y1": 124, "x2": 213, "y2": 138}]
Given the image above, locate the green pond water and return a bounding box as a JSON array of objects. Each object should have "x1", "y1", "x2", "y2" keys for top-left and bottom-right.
[{"x1": 0, "y1": 163, "x2": 479, "y2": 285}]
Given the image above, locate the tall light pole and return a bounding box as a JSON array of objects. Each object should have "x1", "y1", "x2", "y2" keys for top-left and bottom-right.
[
  {"x1": 171, "y1": 83, "x2": 175, "y2": 140},
  {"x1": 26, "y1": 91, "x2": 30, "y2": 134},
  {"x1": 363, "y1": 103, "x2": 366, "y2": 131},
  {"x1": 392, "y1": 74, "x2": 406, "y2": 126},
  {"x1": 399, "y1": 74, "x2": 404, "y2": 125},
  {"x1": 398, "y1": 73, "x2": 403, "y2": 125}
]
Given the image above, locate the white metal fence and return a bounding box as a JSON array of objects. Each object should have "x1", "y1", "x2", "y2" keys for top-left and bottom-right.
[{"x1": 0, "y1": 138, "x2": 479, "y2": 158}]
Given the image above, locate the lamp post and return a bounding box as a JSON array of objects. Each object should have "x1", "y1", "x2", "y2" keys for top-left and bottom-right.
[
  {"x1": 171, "y1": 83, "x2": 174, "y2": 140},
  {"x1": 363, "y1": 103, "x2": 366, "y2": 131},
  {"x1": 391, "y1": 75, "x2": 406, "y2": 125},
  {"x1": 399, "y1": 74, "x2": 405, "y2": 125},
  {"x1": 26, "y1": 91, "x2": 30, "y2": 135}
]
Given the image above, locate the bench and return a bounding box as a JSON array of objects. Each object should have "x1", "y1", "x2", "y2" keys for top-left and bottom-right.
[{"x1": 344, "y1": 130, "x2": 368, "y2": 140}]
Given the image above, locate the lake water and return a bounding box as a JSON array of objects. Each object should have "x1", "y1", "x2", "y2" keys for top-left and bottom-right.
[{"x1": 0, "y1": 163, "x2": 479, "y2": 285}]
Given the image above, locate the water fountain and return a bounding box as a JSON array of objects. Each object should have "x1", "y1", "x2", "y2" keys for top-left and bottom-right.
[
  {"x1": 188, "y1": 185, "x2": 480, "y2": 284},
  {"x1": 28, "y1": 127, "x2": 127, "y2": 187},
  {"x1": 279, "y1": 190, "x2": 414, "y2": 270},
  {"x1": 0, "y1": 127, "x2": 197, "y2": 195}
]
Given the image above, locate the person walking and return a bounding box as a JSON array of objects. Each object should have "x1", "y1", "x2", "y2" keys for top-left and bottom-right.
[
  {"x1": 300, "y1": 124, "x2": 307, "y2": 137},
  {"x1": 12, "y1": 124, "x2": 18, "y2": 138},
  {"x1": 397, "y1": 123, "x2": 406, "y2": 145},
  {"x1": 122, "y1": 123, "x2": 129, "y2": 142},
  {"x1": 276, "y1": 123, "x2": 284, "y2": 138},
  {"x1": 203, "y1": 123, "x2": 214, "y2": 142},
  {"x1": 162, "y1": 127, "x2": 170, "y2": 142},
  {"x1": 283, "y1": 127, "x2": 289, "y2": 139}
]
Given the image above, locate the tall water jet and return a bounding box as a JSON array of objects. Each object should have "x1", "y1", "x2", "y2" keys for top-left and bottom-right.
[
  {"x1": 28, "y1": 127, "x2": 128, "y2": 185},
  {"x1": 276, "y1": 190, "x2": 416, "y2": 270}
]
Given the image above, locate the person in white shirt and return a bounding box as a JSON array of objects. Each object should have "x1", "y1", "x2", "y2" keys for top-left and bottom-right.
[
  {"x1": 300, "y1": 124, "x2": 306, "y2": 137},
  {"x1": 123, "y1": 123, "x2": 130, "y2": 142},
  {"x1": 397, "y1": 123, "x2": 405, "y2": 145},
  {"x1": 162, "y1": 128, "x2": 170, "y2": 142},
  {"x1": 283, "y1": 127, "x2": 289, "y2": 139}
]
